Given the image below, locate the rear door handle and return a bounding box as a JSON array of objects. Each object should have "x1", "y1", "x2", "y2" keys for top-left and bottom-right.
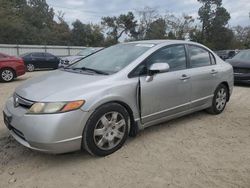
[
  {"x1": 180, "y1": 74, "x2": 191, "y2": 80},
  {"x1": 210, "y1": 69, "x2": 218, "y2": 74}
]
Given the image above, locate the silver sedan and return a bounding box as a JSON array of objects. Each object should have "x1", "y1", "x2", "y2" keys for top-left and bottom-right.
[{"x1": 3, "y1": 40, "x2": 234, "y2": 156}]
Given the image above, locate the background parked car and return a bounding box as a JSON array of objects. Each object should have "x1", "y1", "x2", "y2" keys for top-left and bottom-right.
[
  {"x1": 21, "y1": 52, "x2": 60, "y2": 72},
  {"x1": 227, "y1": 49, "x2": 250, "y2": 84},
  {"x1": 59, "y1": 47, "x2": 103, "y2": 68},
  {"x1": 215, "y1": 50, "x2": 239, "y2": 60},
  {"x1": 0, "y1": 52, "x2": 25, "y2": 82}
]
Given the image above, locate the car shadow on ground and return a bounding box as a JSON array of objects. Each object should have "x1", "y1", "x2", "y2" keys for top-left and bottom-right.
[
  {"x1": 234, "y1": 83, "x2": 250, "y2": 88},
  {"x1": 0, "y1": 110, "x2": 208, "y2": 168}
]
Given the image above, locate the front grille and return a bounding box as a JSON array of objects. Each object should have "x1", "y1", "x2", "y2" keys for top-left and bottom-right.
[
  {"x1": 60, "y1": 59, "x2": 69, "y2": 64},
  {"x1": 13, "y1": 94, "x2": 34, "y2": 109},
  {"x1": 233, "y1": 67, "x2": 250, "y2": 74},
  {"x1": 12, "y1": 127, "x2": 26, "y2": 140},
  {"x1": 3, "y1": 112, "x2": 26, "y2": 140}
]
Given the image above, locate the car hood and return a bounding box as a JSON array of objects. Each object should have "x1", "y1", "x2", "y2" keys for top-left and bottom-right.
[
  {"x1": 227, "y1": 59, "x2": 250, "y2": 68},
  {"x1": 0, "y1": 56, "x2": 22, "y2": 62},
  {"x1": 15, "y1": 70, "x2": 109, "y2": 102},
  {"x1": 61, "y1": 56, "x2": 84, "y2": 62}
]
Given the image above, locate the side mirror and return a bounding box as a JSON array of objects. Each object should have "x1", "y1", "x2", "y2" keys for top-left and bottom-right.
[
  {"x1": 146, "y1": 63, "x2": 170, "y2": 82},
  {"x1": 148, "y1": 63, "x2": 170, "y2": 75}
]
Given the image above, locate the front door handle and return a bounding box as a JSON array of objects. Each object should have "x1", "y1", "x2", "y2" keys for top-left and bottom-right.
[
  {"x1": 180, "y1": 74, "x2": 191, "y2": 80},
  {"x1": 210, "y1": 69, "x2": 218, "y2": 74}
]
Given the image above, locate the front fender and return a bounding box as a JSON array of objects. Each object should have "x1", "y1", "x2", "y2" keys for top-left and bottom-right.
[{"x1": 80, "y1": 79, "x2": 140, "y2": 120}]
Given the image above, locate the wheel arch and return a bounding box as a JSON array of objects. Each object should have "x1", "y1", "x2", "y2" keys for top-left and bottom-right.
[
  {"x1": 0, "y1": 67, "x2": 17, "y2": 77},
  {"x1": 86, "y1": 99, "x2": 137, "y2": 137},
  {"x1": 96, "y1": 100, "x2": 136, "y2": 132}
]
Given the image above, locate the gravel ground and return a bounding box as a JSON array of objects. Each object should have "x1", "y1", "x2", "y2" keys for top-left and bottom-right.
[{"x1": 0, "y1": 71, "x2": 250, "y2": 188}]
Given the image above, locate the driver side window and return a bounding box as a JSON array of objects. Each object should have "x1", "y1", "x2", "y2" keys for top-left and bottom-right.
[{"x1": 130, "y1": 45, "x2": 187, "y2": 77}]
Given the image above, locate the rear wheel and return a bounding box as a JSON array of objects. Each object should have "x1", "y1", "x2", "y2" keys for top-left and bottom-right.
[
  {"x1": 83, "y1": 103, "x2": 129, "y2": 156},
  {"x1": 0, "y1": 68, "x2": 15, "y2": 82},
  {"x1": 206, "y1": 84, "x2": 229, "y2": 114},
  {"x1": 26, "y1": 64, "x2": 35, "y2": 72}
]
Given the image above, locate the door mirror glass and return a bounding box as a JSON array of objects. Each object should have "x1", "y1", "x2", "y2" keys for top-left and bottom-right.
[{"x1": 148, "y1": 63, "x2": 170, "y2": 75}]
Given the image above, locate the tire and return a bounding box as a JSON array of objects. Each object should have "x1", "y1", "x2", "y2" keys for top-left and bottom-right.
[
  {"x1": 206, "y1": 84, "x2": 229, "y2": 115},
  {"x1": 0, "y1": 68, "x2": 15, "y2": 82},
  {"x1": 83, "y1": 103, "x2": 129, "y2": 156},
  {"x1": 26, "y1": 64, "x2": 35, "y2": 72}
]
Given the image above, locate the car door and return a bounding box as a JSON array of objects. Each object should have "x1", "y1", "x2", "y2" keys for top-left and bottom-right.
[
  {"x1": 137, "y1": 44, "x2": 191, "y2": 124},
  {"x1": 45, "y1": 53, "x2": 59, "y2": 69},
  {"x1": 187, "y1": 45, "x2": 219, "y2": 108},
  {"x1": 30, "y1": 53, "x2": 45, "y2": 68}
]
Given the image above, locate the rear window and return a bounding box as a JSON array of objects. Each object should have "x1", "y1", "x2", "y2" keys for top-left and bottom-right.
[{"x1": 189, "y1": 45, "x2": 212, "y2": 68}]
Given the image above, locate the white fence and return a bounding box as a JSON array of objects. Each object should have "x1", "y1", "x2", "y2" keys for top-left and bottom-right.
[{"x1": 0, "y1": 44, "x2": 87, "y2": 57}]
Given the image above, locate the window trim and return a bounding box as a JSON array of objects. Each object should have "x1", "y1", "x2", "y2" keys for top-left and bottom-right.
[
  {"x1": 186, "y1": 44, "x2": 216, "y2": 69},
  {"x1": 128, "y1": 43, "x2": 188, "y2": 78},
  {"x1": 31, "y1": 52, "x2": 45, "y2": 58},
  {"x1": 45, "y1": 53, "x2": 55, "y2": 58}
]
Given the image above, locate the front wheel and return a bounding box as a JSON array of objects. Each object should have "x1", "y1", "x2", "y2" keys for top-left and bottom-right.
[
  {"x1": 206, "y1": 84, "x2": 229, "y2": 114},
  {"x1": 83, "y1": 103, "x2": 129, "y2": 156},
  {"x1": 0, "y1": 68, "x2": 15, "y2": 82}
]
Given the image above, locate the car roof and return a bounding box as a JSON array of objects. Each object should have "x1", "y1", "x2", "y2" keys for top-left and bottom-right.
[
  {"x1": 0, "y1": 52, "x2": 9, "y2": 57},
  {"x1": 126, "y1": 39, "x2": 203, "y2": 46}
]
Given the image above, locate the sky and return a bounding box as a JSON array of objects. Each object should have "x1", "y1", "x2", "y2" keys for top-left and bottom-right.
[{"x1": 47, "y1": 0, "x2": 250, "y2": 27}]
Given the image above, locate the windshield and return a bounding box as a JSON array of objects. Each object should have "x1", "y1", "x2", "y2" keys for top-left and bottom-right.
[
  {"x1": 77, "y1": 48, "x2": 97, "y2": 56},
  {"x1": 19, "y1": 53, "x2": 30, "y2": 57},
  {"x1": 232, "y1": 50, "x2": 250, "y2": 61},
  {"x1": 70, "y1": 43, "x2": 154, "y2": 74}
]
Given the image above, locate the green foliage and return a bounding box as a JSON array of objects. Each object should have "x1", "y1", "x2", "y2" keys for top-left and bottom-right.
[
  {"x1": 101, "y1": 12, "x2": 138, "y2": 43},
  {"x1": 145, "y1": 18, "x2": 167, "y2": 39},
  {"x1": 0, "y1": 0, "x2": 104, "y2": 46},
  {"x1": 197, "y1": 0, "x2": 233, "y2": 50},
  {"x1": 71, "y1": 20, "x2": 104, "y2": 46},
  {"x1": 0, "y1": 1, "x2": 249, "y2": 50}
]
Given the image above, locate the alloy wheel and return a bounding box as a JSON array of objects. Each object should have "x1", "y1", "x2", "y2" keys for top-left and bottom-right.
[
  {"x1": 93, "y1": 112, "x2": 126, "y2": 150},
  {"x1": 27, "y1": 64, "x2": 35, "y2": 72},
  {"x1": 215, "y1": 88, "x2": 227, "y2": 111},
  {"x1": 1, "y1": 69, "x2": 14, "y2": 82}
]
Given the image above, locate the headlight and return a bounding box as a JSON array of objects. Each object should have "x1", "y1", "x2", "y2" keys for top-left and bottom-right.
[{"x1": 27, "y1": 100, "x2": 85, "y2": 114}]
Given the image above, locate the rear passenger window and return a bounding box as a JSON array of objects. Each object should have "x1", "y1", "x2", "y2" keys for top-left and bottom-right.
[{"x1": 189, "y1": 45, "x2": 211, "y2": 67}]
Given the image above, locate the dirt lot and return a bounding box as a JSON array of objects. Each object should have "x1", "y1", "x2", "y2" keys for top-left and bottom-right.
[{"x1": 0, "y1": 71, "x2": 250, "y2": 188}]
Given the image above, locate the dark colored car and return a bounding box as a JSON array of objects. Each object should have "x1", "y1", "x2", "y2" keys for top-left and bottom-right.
[
  {"x1": 215, "y1": 50, "x2": 238, "y2": 60},
  {"x1": 0, "y1": 52, "x2": 25, "y2": 82},
  {"x1": 21, "y1": 52, "x2": 60, "y2": 72},
  {"x1": 227, "y1": 49, "x2": 250, "y2": 84},
  {"x1": 59, "y1": 47, "x2": 103, "y2": 68}
]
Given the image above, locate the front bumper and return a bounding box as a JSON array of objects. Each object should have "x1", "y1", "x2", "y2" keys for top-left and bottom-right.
[
  {"x1": 3, "y1": 97, "x2": 90, "y2": 154},
  {"x1": 234, "y1": 73, "x2": 250, "y2": 84},
  {"x1": 16, "y1": 65, "x2": 26, "y2": 77}
]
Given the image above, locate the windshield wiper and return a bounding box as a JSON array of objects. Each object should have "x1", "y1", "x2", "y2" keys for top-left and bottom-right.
[{"x1": 72, "y1": 67, "x2": 109, "y2": 75}]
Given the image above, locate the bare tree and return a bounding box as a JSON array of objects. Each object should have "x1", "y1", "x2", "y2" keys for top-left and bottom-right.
[
  {"x1": 136, "y1": 6, "x2": 159, "y2": 40},
  {"x1": 164, "y1": 13, "x2": 195, "y2": 40}
]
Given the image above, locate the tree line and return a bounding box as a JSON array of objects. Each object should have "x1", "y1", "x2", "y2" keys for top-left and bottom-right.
[{"x1": 0, "y1": 0, "x2": 249, "y2": 50}]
